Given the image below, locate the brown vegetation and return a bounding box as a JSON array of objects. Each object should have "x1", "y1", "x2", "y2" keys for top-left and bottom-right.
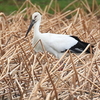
[{"x1": 0, "y1": 0, "x2": 100, "y2": 100}]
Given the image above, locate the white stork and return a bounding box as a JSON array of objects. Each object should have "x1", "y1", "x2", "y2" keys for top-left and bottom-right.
[{"x1": 25, "y1": 12, "x2": 93, "y2": 58}]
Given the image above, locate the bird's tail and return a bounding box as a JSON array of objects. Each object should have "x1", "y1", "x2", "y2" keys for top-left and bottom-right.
[{"x1": 80, "y1": 41, "x2": 94, "y2": 53}]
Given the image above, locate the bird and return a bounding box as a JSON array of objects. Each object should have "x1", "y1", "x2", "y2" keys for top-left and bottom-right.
[{"x1": 25, "y1": 12, "x2": 93, "y2": 58}]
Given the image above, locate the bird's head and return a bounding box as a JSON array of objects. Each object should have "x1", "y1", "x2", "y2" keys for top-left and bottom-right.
[
  {"x1": 32, "y1": 12, "x2": 41, "y2": 22},
  {"x1": 25, "y1": 12, "x2": 41, "y2": 37}
]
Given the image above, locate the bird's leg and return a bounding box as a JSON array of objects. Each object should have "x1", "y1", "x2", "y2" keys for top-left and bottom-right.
[{"x1": 57, "y1": 59, "x2": 67, "y2": 71}]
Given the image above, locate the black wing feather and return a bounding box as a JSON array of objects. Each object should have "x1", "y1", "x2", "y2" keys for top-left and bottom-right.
[{"x1": 61, "y1": 36, "x2": 92, "y2": 53}]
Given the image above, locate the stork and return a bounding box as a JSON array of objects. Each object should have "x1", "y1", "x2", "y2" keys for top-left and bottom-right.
[{"x1": 25, "y1": 12, "x2": 93, "y2": 58}]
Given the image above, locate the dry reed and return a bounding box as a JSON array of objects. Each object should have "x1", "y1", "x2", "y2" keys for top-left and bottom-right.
[{"x1": 0, "y1": 0, "x2": 100, "y2": 100}]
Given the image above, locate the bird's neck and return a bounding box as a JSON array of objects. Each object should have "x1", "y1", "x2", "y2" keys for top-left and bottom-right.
[{"x1": 34, "y1": 20, "x2": 41, "y2": 36}]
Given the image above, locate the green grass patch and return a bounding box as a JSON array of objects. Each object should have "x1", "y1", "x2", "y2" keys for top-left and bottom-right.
[{"x1": 0, "y1": 0, "x2": 100, "y2": 15}]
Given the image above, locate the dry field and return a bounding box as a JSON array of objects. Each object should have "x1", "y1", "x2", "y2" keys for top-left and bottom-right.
[{"x1": 0, "y1": 0, "x2": 100, "y2": 100}]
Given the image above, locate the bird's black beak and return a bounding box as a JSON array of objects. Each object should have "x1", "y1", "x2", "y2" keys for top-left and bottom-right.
[{"x1": 25, "y1": 20, "x2": 36, "y2": 37}]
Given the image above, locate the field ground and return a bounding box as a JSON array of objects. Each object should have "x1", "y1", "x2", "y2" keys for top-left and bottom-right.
[{"x1": 0, "y1": 0, "x2": 100, "y2": 100}]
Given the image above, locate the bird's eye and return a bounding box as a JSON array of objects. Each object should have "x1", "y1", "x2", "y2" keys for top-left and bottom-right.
[{"x1": 34, "y1": 16, "x2": 37, "y2": 19}]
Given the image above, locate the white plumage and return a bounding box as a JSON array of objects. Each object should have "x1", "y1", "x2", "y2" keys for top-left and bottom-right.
[{"x1": 25, "y1": 12, "x2": 92, "y2": 58}]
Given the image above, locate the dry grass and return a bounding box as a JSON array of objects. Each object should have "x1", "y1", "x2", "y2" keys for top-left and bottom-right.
[{"x1": 0, "y1": 0, "x2": 100, "y2": 100}]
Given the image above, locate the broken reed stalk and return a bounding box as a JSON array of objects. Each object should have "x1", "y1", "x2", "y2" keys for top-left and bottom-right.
[
  {"x1": 69, "y1": 51, "x2": 80, "y2": 87},
  {"x1": 0, "y1": 0, "x2": 100, "y2": 100},
  {"x1": 46, "y1": 66, "x2": 58, "y2": 100}
]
